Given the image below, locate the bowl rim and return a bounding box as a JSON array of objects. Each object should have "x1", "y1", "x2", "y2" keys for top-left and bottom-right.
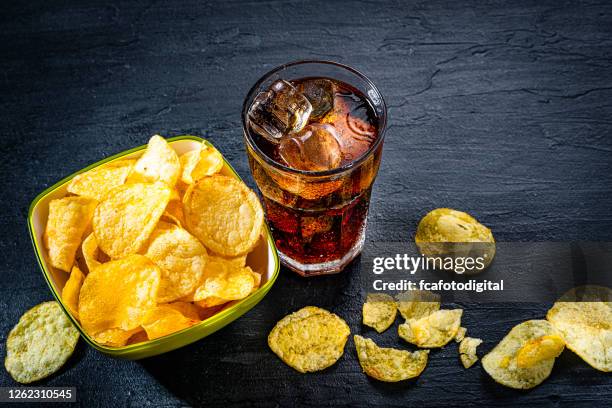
[{"x1": 27, "y1": 135, "x2": 280, "y2": 355}]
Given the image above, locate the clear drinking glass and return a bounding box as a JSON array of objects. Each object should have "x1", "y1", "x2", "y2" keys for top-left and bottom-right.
[{"x1": 242, "y1": 61, "x2": 387, "y2": 276}]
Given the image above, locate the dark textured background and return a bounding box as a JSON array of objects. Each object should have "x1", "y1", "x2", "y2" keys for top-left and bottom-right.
[{"x1": 1, "y1": 0, "x2": 611, "y2": 406}]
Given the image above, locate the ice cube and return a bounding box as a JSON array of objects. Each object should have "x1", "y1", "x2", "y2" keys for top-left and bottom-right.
[
  {"x1": 296, "y1": 79, "x2": 334, "y2": 120},
  {"x1": 247, "y1": 79, "x2": 312, "y2": 143},
  {"x1": 278, "y1": 123, "x2": 342, "y2": 172}
]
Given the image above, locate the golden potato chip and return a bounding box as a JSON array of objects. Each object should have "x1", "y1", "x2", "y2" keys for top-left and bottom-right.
[
  {"x1": 482, "y1": 320, "x2": 561, "y2": 389},
  {"x1": 189, "y1": 258, "x2": 255, "y2": 304},
  {"x1": 145, "y1": 222, "x2": 208, "y2": 303},
  {"x1": 516, "y1": 335, "x2": 564, "y2": 368},
  {"x1": 67, "y1": 159, "x2": 134, "y2": 201},
  {"x1": 547, "y1": 285, "x2": 611, "y2": 372},
  {"x1": 183, "y1": 175, "x2": 264, "y2": 257},
  {"x1": 93, "y1": 328, "x2": 142, "y2": 347},
  {"x1": 459, "y1": 336, "x2": 482, "y2": 368},
  {"x1": 44, "y1": 196, "x2": 97, "y2": 272},
  {"x1": 194, "y1": 303, "x2": 226, "y2": 320},
  {"x1": 142, "y1": 304, "x2": 200, "y2": 340},
  {"x1": 268, "y1": 306, "x2": 350, "y2": 373},
  {"x1": 164, "y1": 301, "x2": 201, "y2": 320},
  {"x1": 81, "y1": 233, "x2": 101, "y2": 272},
  {"x1": 79, "y1": 254, "x2": 161, "y2": 335},
  {"x1": 362, "y1": 293, "x2": 397, "y2": 333},
  {"x1": 127, "y1": 135, "x2": 180, "y2": 187},
  {"x1": 5, "y1": 302, "x2": 79, "y2": 384},
  {"x1": 93, "y1": 182, "x2": 171, "y2": 259},
  {"x1": 179, "y1": 143, "x2": 223, "y2": 184},
  {"x1": 354, "y1": 335, "x2": 429, "y2": 382},
  {"x1": 396, "y1": 290, "x2": 441, "y2": 320},
  {"x1": 455, "y1": 326, "x2": 467, "y2": 343},
  {"x1": 127, "y1": 330, "x2": 149, "y2": 345},
  {"x1": 62, "y1": 265, "x2": 85, "y2": 319},
  {"x1": 210, "y1": 251, "x2": 248, "y2": 267},
  {"x1": 398, "y1": 309, "x2": 463, "y2": 348},
  {"x1": 250, "y1": 270, "x2": 262, "y2": 290}
]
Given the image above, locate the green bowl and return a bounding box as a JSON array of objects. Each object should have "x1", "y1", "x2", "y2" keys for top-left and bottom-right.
[{"x1": 27, "y1": 135, "x2": 280, "y2": 359}]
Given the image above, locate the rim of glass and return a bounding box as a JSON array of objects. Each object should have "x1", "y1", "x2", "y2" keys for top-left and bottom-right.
[{"x1": 242, "y1": 60, "x2": 387, "y2": 177}]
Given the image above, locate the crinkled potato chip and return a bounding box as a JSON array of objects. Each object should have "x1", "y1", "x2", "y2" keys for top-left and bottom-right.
[
  {"x1": 189, "y1": 257, "x2": 255, "y2": 303},
  {"x1": 67, "y1": 159, "x2": 134, "y2": 201},
  {"x1": 145, "y1": 222, "x2": 208, "y2": 303},
  {"x1": 93, "y1": 182, "x2": 171, "y2": 259},
  {"x1": 482, "y1": 320, "x2": 561, "y2": 389},
  {"x1": 179, "y1": 143, "x2": 223, "y2": 184},
  {"x1": 183, "y1": 175, "x2": 264, "y2": 257},
  {"x1": 5, "y1": 302, "x2": 79, "y2": 384},
  {"x1": 93, "y1": 328, "x2": 142, "y2": 347},
  {"x1": 268, "y1": 306, "x2": 350, "y2": 373},
  {"x1": 362, "y1": 293, "x2": 397, "y2": 333},
  {"x1": 354, "y1": 335, "x2": 429, "y2": 382},
  {"x1": 396, "y1": 290, "x2": 441, "y2": 320},
  {"x1": 44, "y1": 196, "x2": 97, "y2": 272},
  {"x1": 459, "y1": 336, "x2": 482, "y2": 369},
  {"x1": 81, "y1": 233, "x2": 101, "y2": 272},
  {"x1": 79, "y1": 254, "x2": 160, "y2": 335},
  {"x1": 127, "y1": 135, "x2": 180, "y2": 187},
  {"x1": 142, "y1": 304, "x2": 200, "y2": 340},
  {"x1": 398, "y1": 309, "x2": 463, "y2": 348},
  {"x1": 62, "y1": 265, "x2": 85, "y2": 319},
  {"x1": 455, "y1": 326, "x2": 467, "y2": 343},
  {"x1": 546, "y1": 285, "x2": 611, "y2": 372}
]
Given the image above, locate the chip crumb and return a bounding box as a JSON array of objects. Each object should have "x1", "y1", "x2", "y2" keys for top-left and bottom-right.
[
  {"x1": 455, "y1": 326, "x2": 467, "y2": 342},
  {"x1": 459, "y1": 336, "x2": 482, "y2": 368}
]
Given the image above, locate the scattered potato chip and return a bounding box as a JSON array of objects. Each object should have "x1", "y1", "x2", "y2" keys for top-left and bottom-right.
[
  {"x1": 128, "y1": 135, "x2": 180, "y2": 187},
  {"x1": 268, "y1": 306, "x2": 350, "y2": 373},
  {"x1": 62, "y1": 265, "x2": 85, "y2": 319},
  {"x1": 183, "y1": 175, "x2": 264, "y2": 257},
  {"x1": 398, "y1": 309, "x2": 463, "y2": 348},
  {"x1": 482, "y1": 320, "x2": 561, "y2": 389},
  {"x1": 179, "y1": 143, "x2": 224, "y2": 184},
  {"x1": 354, "y1": 335, "x2": 429, "y2": 382},
  {"x1": 396, "y1": 290, "x2": 441, "y2": 320},
  {"x1": 188, "y1": 257, "x2": 255, "y2": 304},
  {"x1": 81, "y1": 233, "x2": 101, "y2": 272},
  {"x1": 516, "y1": 335, "x2": 564, "y2": 368},
  {"x1": 142, "y1": 304, "x2": 200, "y2": 340},
  {"x1": 455, "y1": 326, "x2": 467, "y2": 343},
  {"x1": 546, "y1": 285, "x2": 611, "y2": 372},
  {"x1": 78, "y1": 255, "x2": 160, "y2": 335},
  {"x1": 459, "y1": 336, "x2": 482, "y2": 368},
  {"x1": 5, "y1": 302, "x2": 79, "y2": 383},
  {"x1": 93, "y1": 328, "x2": 142, "y2": 347},
  {"x1": 415, "y1": 208, "x2": 495, "y2": 273},
  {"x1": 145, "y1": 222, "x2": 208, "y2": 303},
  {"x1": 93, "y1": 182, "x2": 171, "y2": 259},
  {"x1": 67, "y1": 159, "x2": 134, "y2": 201},
  {"x1": 362, "y1": 293, "x2": 397, "y2": 333},
  {"x1": 44, "y1": 196, "x2": 97, "y2": 272}
]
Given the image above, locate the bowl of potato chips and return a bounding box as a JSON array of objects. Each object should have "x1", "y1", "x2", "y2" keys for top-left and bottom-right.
[{"x1": 27, "y1": 135, "x2": 279, "y2": 359}]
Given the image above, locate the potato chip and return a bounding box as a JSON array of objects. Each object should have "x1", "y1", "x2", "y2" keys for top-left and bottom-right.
[
  {"x1": 144, "y1": 222, "x2": 208, "y2": 303},
  {"x1": 179, "y1": 143, "x2": 223, "y2": 184},
  {"x1": 183, "y1": 175, "x2": 264, "y2": 257},
  {"x1": 210, "y1": 251, "x2": 248, "y2": 267},
  {"x1": 194, "y1": 303, "x2": 226, "y2": 320},
  {"x1": 93, "y1": 182, "x2": 171, "y2": 259},
  {"x1": 268, "y1": 306, "x2": 350, "y2": 373},
  {"x1": 67, "y1": 159, "x2": 134, "y2": 201},
  {"x1": 459, "y1": 336, "x2": 482, "y2": 368},
  {"x1": 62, "y1": 265, "x2": 85, "y2": 319},
  {"x1": 455, "y1": 326, "x2": 467, "y2": 343},
  {"x1": 396, "y1": 290, "x2": 441, "y2": 320},
  {"x1": 398, "y1": 309, "x2": 463, "y2": 348},
  {"x1": 142, "y1": 304, "x2": 200, "y2": 340},
  {"x1": 79, "y1": 254, "x2": 161, "y2": 335},
  {"x1": 5, "y1": 302, "x2": 79, "y2": 383},
  {"x1": 188, "y1": 257, "x2": 255, "y2": 304},
  {"x1": 93, "y1": 328, "x2": 142, "y2": 347},
  {"x1": 127, "y1": 330, "x2": 149, "y2": 345},
  {"x1": 164, "y1": 301, "x2": 201, "y2": 320},
  {"x1": 482, "y1": 320, "x2": 561, "y2": 389},
  {"x1": 354, "y1": 335, "x2": 428, "y2": 382},
  {"x1": 546, "y1": 285, "x2": 611, "y2": 372},
  {"x1": 127, "y1": 135, "x2": 180, "y2": 187},
  {"x1": 81, "y1": 233, "x2": 101, "y2": 272},
  {"x1": 161, "y1": 198, "x2": 185, "y2": 228},
  {"x1": 44, "y1": 196, "x2": 97, "y2": 272},
  {"x1": 362, "y1": 293, "x2": 397, "y2": 333},
  {"x1": 516, "y1": 335, "x2": 564, "y2": 368}
]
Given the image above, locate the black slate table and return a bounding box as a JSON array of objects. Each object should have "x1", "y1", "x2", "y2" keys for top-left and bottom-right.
[{"x1": 1, "y1": 1, "x2": 611, "y2": 407}]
